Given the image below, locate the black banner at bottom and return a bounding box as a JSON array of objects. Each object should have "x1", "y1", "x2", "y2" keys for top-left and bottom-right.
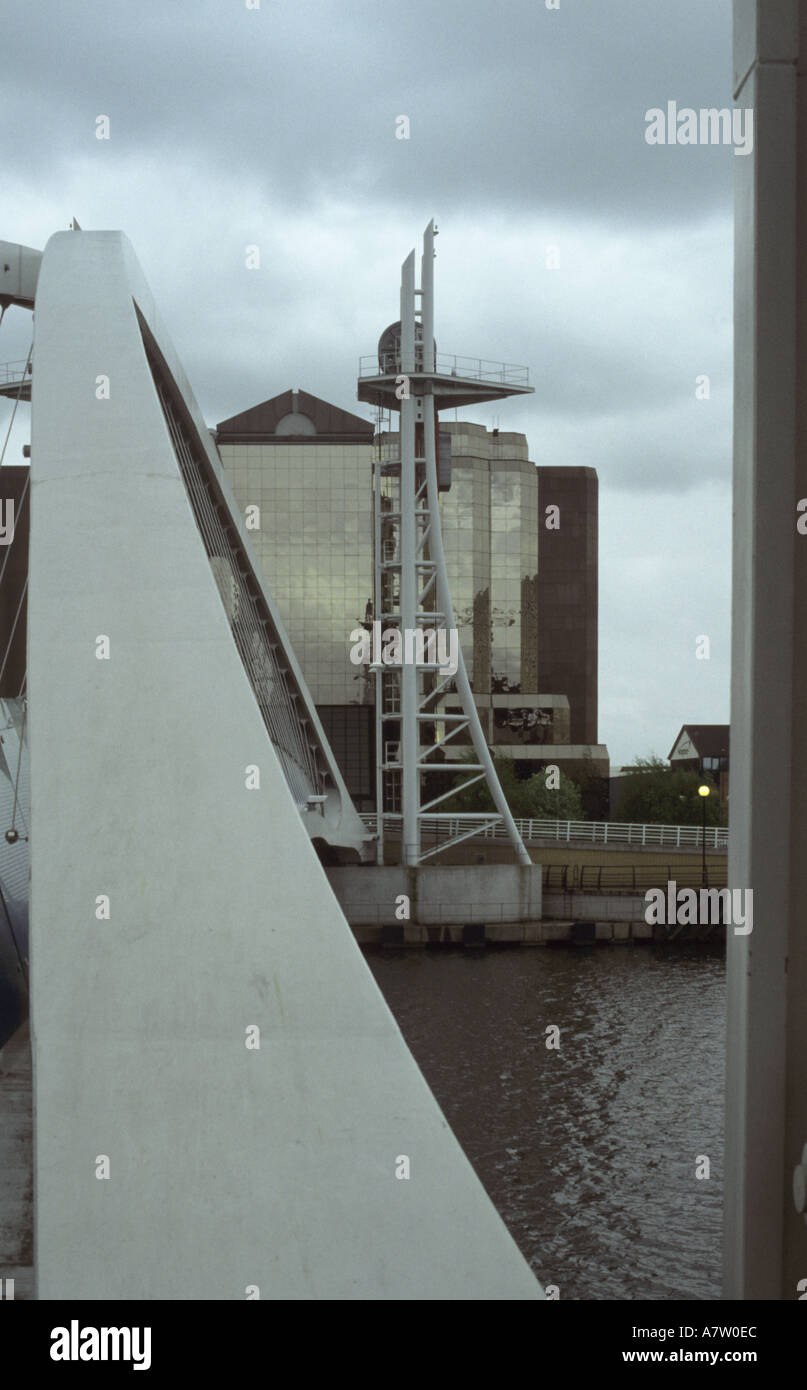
[{"x1": 4, "y1": 1297, "x2": 801, "y2": 1378}]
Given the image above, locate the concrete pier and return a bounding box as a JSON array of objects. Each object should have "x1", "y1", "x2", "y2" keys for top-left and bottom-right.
[
  {"x1": 325, "y1": 863, "x2": 542, "y2": 927},
  {"x1": 326, "y1": 865, "x2": 726, "y2": 946}
]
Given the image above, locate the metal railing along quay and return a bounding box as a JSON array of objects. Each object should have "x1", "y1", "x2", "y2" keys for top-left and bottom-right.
[{"x1": 361, "y1": 812, "x2": 728, "y2": 851}]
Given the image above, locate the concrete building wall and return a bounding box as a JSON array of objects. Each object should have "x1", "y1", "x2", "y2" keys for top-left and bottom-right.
[{"x1": 27, "y1": 229, "x2": 541, "y2": 1300}]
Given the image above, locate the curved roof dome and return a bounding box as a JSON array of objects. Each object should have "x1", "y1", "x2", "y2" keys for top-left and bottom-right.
[{"x1": 274, "y1": 411, "x2": 316, "y2": 435}]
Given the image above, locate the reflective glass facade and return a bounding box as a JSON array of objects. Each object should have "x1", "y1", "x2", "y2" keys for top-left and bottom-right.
[
  {"x1": 438, "y1": 425, "x2": 539, "y2": 696},
  {"x1": 217, "y1": 440, "x2": 374, "y2": 707},
  {"x1": 377, "y1": 424, "x2": 540, "y2": 697},
  {"x1": 216, "y1": 396, "x2": 601, "y2": 801},
  {"x1": 216, "y1": 391, "x2": 376, "y2": 805}
]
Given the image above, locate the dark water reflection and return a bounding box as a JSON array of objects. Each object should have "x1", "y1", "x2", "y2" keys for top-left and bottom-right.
[{"x1": 366, "y1": 943, "x2": 724, "y2": 1301}]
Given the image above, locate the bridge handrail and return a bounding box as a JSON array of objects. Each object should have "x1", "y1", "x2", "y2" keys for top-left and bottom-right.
[
  {"x1": 0, "y1": 359, "x2": 33, "y2": 385},
  {"x1": 358, "y1": 353, "x2": 530, "y2": 386},
  {"x1": 360, "y1": 812, "x2": 728, "y2": 850}
]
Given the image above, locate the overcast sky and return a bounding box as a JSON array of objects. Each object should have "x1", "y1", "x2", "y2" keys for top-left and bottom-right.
[{"x1": 0, "y1": 0, "x2": 734, "y2": 772}]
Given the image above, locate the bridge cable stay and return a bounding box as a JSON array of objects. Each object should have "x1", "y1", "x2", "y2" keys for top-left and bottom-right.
[
  {"x1": 0, "y1": 690, "x2": 27, "y2": 980},
  {"x1": 5, "y1": 700, "x2": 26, "y2": 844},
  {"x1": 0, "y1": 469, "x2": 28, "y2": 974},
  {"x1": 0, "y1": 330, "x2": 31, "y2": 956},
  {"x1": 0, "y1": 555, "x2": 29, "y2": 851},
  {"x1": 0, "y1": 874, "x2": 25, "y2": 981}
]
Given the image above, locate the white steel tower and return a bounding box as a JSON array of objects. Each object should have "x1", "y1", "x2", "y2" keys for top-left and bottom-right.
[{"x1": 358, "y1": 221, "x2": 534, "y2": 867}]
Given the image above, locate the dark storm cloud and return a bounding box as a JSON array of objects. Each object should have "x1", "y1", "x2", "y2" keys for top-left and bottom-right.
[
  {"x1": 0, "y1": 0, "x2": 735, "y2": 767},
  {"x1": 4, "y1": 0, "x2": 734, "y2": 221}
]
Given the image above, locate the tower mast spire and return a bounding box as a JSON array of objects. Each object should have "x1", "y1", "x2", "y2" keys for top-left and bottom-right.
[{"x1": 359, "y1": 221, "x2": 533, "y2": 866}]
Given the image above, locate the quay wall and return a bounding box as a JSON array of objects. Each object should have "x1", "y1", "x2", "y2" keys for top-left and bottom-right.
[
  {"x1": 325, "y1": 863, "x2": 541, "y2": 925},
  {"x1": 326, "y1": 869, "x2": 724, "y2": 946}
]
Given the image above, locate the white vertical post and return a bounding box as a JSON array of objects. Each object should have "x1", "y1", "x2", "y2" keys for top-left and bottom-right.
[
  {"x1": 373, "y1": 449, "x2": 384, "y2": 865},
  {"x1": 399, "y1": 251, "x2": 420, "y2": 866},
  {"x1": 418, "y1": 221, "x2": 530, "y2": 867},
  {"x1": 422, "y1": 220, "x2": 435, "y2": 372},
  {"x1": 726, "y1": 0, "x2": 807, "y2": 1300}
]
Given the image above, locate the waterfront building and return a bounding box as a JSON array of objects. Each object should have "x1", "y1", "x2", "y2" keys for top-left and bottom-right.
[
  {"x1": 216, "y1": 389, "x2": 377, "y2": 808},
  {"x1": 535, "y1": 464, "x2": 599, "y2": 749},
  {"x1": 216, "y1": 402, "x2": 608, "y2": 799},
  {"x1": 668, "y1": 724, "x2": 730, "y2": 802},
  {"x1": 420, "y1": 421, "x2": 606, "y2": 782}
]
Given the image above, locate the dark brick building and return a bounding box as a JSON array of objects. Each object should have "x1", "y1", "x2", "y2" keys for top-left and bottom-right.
[{"x1": 535, "y1": 466, "x2": 599, "y2": 747}]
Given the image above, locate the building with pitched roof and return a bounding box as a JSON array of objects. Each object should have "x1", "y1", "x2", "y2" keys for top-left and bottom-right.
[{"x1": 668, "y1": 724, "x2": 730, "y2": 801}]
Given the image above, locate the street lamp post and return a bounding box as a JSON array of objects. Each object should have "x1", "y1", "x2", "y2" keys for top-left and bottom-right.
[{"x1": 698, "y1": 783, "x2": 711, "y2": 888}]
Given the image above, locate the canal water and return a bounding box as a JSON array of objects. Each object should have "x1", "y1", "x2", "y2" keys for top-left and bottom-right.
[
  {"x1": 0, "y1": 942, "x2": 723, "y2": 1300},
  {"x1": 367, "y1": 943, "x2": 725, "y2": 1301}
]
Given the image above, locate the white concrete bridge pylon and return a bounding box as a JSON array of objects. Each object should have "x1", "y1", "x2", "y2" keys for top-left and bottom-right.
[{"x1": 27, "y1": 229, "x2": 543, "y2": 1299}]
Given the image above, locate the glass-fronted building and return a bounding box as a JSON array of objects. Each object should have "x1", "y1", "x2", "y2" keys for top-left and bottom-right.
[
  {"x1": 216, "y1": 389, "x2": 377, "y2": 807},
  {"x1": 215, "y1": 390, "x2": 608, "y2": 808}
]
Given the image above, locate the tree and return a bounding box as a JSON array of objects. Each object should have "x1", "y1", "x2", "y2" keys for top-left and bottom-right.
[
  {"x1": 573, "y1": 759, "x2": 610, "y2": 821},
  {"x1": 616, "y1": 755, "x2": 726, "y2": 826},
  {"x1": 443, "y1": 753, "x2": 584, "y2": 820}
]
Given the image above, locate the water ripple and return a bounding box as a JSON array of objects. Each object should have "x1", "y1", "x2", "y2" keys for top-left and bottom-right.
[{"x1": 367, "y1": 944, "x2": 724, "y2": 1301}]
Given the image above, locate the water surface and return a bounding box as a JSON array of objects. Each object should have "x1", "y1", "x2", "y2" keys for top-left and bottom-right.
[{"x1": 367, "y1": 943, "x2": 724, "y2": 1301}]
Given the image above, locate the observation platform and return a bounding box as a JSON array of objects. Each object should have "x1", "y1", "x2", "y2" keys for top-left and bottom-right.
[
  {"x1": 357, "y1": 353, "x2": 533, "y2": 412},
  {"x1": 0, "y1": 361, "x2": 32, "y2": 402}
]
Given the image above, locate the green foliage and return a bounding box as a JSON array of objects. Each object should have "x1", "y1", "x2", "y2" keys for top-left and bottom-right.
[
  {"x1": 443, "y1": 753, "x2": 584, "y2": 820},
  {"x1": 616, "y1": 755, "x2": 727, "y2": 826},
  {"x1": 574, "y1": 767, "x2": 610, "y2": 821}
]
